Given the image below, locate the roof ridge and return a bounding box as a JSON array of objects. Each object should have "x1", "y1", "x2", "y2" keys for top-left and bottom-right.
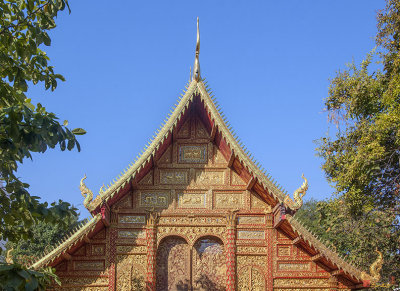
[
  {"x1": 89, "y1": 80, "x2": 197, "y2": 211},
  {"x1": 31, "y1": 213, "x2": 102, "y2": 269},
  {"x1": 288, "y1": 215, "x2": 363, "y2": 280}
]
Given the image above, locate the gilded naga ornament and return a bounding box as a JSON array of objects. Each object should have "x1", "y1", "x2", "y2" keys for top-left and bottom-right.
[
  {"x1": 361, "y1": 249, "x2": 383, "y2": 285},
  {"x1": 5, "y1": 248, "x2": 13, "y2": 264},
  {"x1": 80, "y1": 174, "x2": 93, "y2": 210},
  {"x1": 284, "y1": 174, "x2": 308, "y2": 211}
]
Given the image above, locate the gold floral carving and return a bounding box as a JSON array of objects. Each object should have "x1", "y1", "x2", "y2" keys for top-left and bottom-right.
[
  {"x1": 194, "y1": 170, "x2": 224, "y2": 185},
  {"x1": 178, "y1": 145, "x2": 207, "y2": 163},
  {"x1": 237, "y1": 216, "x2": 265, "y2": 225},
  {"x1": 213, "y1": 146, "x2": 227, "y2": 164},
  {"x1": 215, "y1": 193, "x2": 242, "y2": 208},
  {"x1": 160, "y1": 170, "x2": 188, "y2": 184},
  {"x1": 274, "y1": 278, "x2": 330, "y2": 287},
  {"x1": 139, "y1": 191, "x2": 169, "y2": 208},
  {"x1": 73, "y1": 246, "x2": 86, "y2": 256},
  {"x1": 277, "y1": 245, "x2": 291, "y2": 257},
  {"x1": 237, "y1": 256, "x2": 267, "y2": 269},
  {"x1": 118, "y1": 230, "x2": 146, "y2": 240},
  {"x1": 277, "y1": 231, "x2": 290, "y2": 240},
  {"x1": 237, "y1": 265, "x2": 266, "y2": 291},
  {"x1": 177, "y1": 119, "x2": 190, "y2": 138},
  {"x1": 231, "y1": 170, "x2": 245, "y2": 185},
  {"x1": 60, "y1": 277, "x2": 108, "y2": 286},
  {"x1": 158, "y1": 146, "x2": 172, "y2": 163},
  {"x1": 158, "y1": 216, "x2": 226, "y2": 225},
  {"x1": 237, "y1": 230, "x2": 265, "y2": 240},
  {"x1": 277, "y1": 262, "x2": 311, "y2": 271},
  {"x1": 177, "y1": 193, "x2": 206, "y2": 208},
  {"x1": 274, "y1": 289, "x2": 330, "y2": 291},
  {"x1": 113, "y1": 194, "x2": 132, "y2": 210},
  {"x1": 116, "y1": 255, "x2": 146, "y2": 290},
  {"x1": 91, "y1": 244, "x2": 105, "y2": 256},
  {"x1": 251, "y1": 193, "x2": 272, "y2": 212},
  {"x1": 157, "y1": 226, "x2": 226, "y2": 244},
  {"x1": 92, "y1": 229, "x2": 106, "y2": 240},
  {"x1": 116, "y1": 245, "x2": 147, "y2": 254},
  {"x1": 236, "y1": 246, "x2": 267, "y2": 255},
  {"x1": 196, "y1": 119, "x2": 209, "y2": 138},
  {"x1": 73, "y1": 261, "x2": 104, "y2": 271},
  {"x1": 138, "y1": 171, "x2": 153, "y2": 185},
  {"x1": 118, "y1": 215, "x2": 146, "y2": 224}
]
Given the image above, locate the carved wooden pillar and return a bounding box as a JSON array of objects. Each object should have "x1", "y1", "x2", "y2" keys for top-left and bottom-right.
[
  {"x1": 226, "y1": 211, "x2": 237, "y2": 291},
  {"x1": 108, "y1": 223, "x2": 117, "y2": 291},
  {"x1": 146, "y1": 212, "x2": 157, "y2": 291}
]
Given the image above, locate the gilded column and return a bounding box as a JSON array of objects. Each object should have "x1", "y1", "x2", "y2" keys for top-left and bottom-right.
[
  {"x1": 146, "y1": 212, "x2": 157, "y2": 291},
  {"x1": 226, "y1": 211, "x2": 237, "y2": 291}
]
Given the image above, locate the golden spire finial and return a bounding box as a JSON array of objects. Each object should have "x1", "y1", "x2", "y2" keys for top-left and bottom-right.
[{"x1": 193, "y1": 17, "x2": 200, "y2": 81}]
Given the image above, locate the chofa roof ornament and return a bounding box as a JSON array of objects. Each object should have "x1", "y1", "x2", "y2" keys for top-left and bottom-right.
[
  {"x1": 284, "y1": 174, "x2": 308, "y2": 211},
  {"x1": 80, "y1": 174, "x2": 93, "y2": 210},
  {"x1": 193, "y1": 17, "x2": 200, "y2": 81},
  {"x1": 361, "y1": 249, "x2": 383, "y2": 286}
]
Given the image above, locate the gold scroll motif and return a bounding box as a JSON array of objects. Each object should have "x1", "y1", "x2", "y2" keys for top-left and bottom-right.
[
  {"x1": 139, "y1": 192, "x2": 169, "y2": 208},
  {"x1": 73, "y1": 261, "x2": 104, "y2": 271},
  {"x1": 277, "y1": 262, "x2": 312, "y2": 271},
  {"x1": 195, "y1": 119, "x2": 209, "y2": 138},
  {"x1": 231, "y1": 171, "x2": 245, "y2": 185},
  {"x1": 274, "y1": 278, "x2": 330, "y2": 288},
  {"x1": 213, "y1": 146, "x2": 227, "y2": 164},
  {"x1": 158, "y1": 146, "x2": 172, "y2": 164},
  {"x1": 177, "y1": 119, "x2": 190, "y2": 138},
  {"x1": 158, "y1": 216, "x2": 226, "y2": 225},
  {"x1": 113, "y1": 194, "x2": 132, "y2": 210},
  {"x1": 160, "y1": 170, "x2": 188, "y2": 184},
  {"x1": 251, "y1": 193, "x2": 272, "y2": 212},
  {"x1": 215, "y1": 193, "x2": 242, "y2": 209},
  {"x1": 91, "y1": 245, "x2": 105, "y2": 256},
  {"x1": 116, "y1": 245, "x2": 147, "y2": 254},
  {"x1": 177, "y1": 193, "x2": 206, "y2": 208},
  {"x1": 116, "y1": 255, "x2": 146, "y2": 290},
  {"x1": 178, "y1": 145, "x2": 207, "y2": 163},
  {"x1": 237, "y1": 256, "x2": 267, "y2": 269},
  {"x1": 118, "y1": 230, "x2": 146, "y2": 240},
  {"x1": 277, "y1": 245, "x2": 291, "y2": 257},
  {"x1": 73, "y1": 246, "x2": 85, "y2": 256},
  {"x1": 118, "y1": 215, "x2": 146, "y2": 224},
  {"x1": 194, "y1": 170, "x2": 224, "y2": 185},
  {"x1": 237, "y1": 216, "x2": 265, "y2": 225},
  {"x1": 138, "y1": 171, "x2": 153, "y2": 185},
  {"x1": 157, "y1": 226, "x2": 226, "y2": 245},
  {"x1": 237, "y1": 230, "x2": 265, "y2": 240},
  {"x1": 60, "y1": 277, "x2": 108, "y2": 286},
  {"x1": 236, "y1": 246, "x2": 267, "y2": 255}
]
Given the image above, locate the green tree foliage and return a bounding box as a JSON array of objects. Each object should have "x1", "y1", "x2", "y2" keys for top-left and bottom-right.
[
  {"x1": 296, "y1": 199, "x2": 400, "y2": 287},
  {"x1": 0, "y1": 0, "x2": 86, "y2": 245},
  {"x1": 317, "y1": 0, "x2": 400, "y2": 217},
  {"x1": 6, "y1": 202, "x2": 79, "y2": 265}
]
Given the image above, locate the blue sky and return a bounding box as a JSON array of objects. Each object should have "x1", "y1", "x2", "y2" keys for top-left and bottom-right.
[{"x1": 18, "y1": 0, "x2": 385, "y2": 218}]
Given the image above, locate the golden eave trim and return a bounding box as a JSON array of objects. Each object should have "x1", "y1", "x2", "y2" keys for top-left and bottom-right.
[
  {"x1": 288, "y1": 215, "x2": 363, "y2": 281},
  {"x1": 31, "y1": 213, "x2": 102, "y2": 269}
]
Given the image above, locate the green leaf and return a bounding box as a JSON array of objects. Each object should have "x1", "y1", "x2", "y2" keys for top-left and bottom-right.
[{"x1": 71, "y1": 128, "x2": 87, "y2": 135}]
